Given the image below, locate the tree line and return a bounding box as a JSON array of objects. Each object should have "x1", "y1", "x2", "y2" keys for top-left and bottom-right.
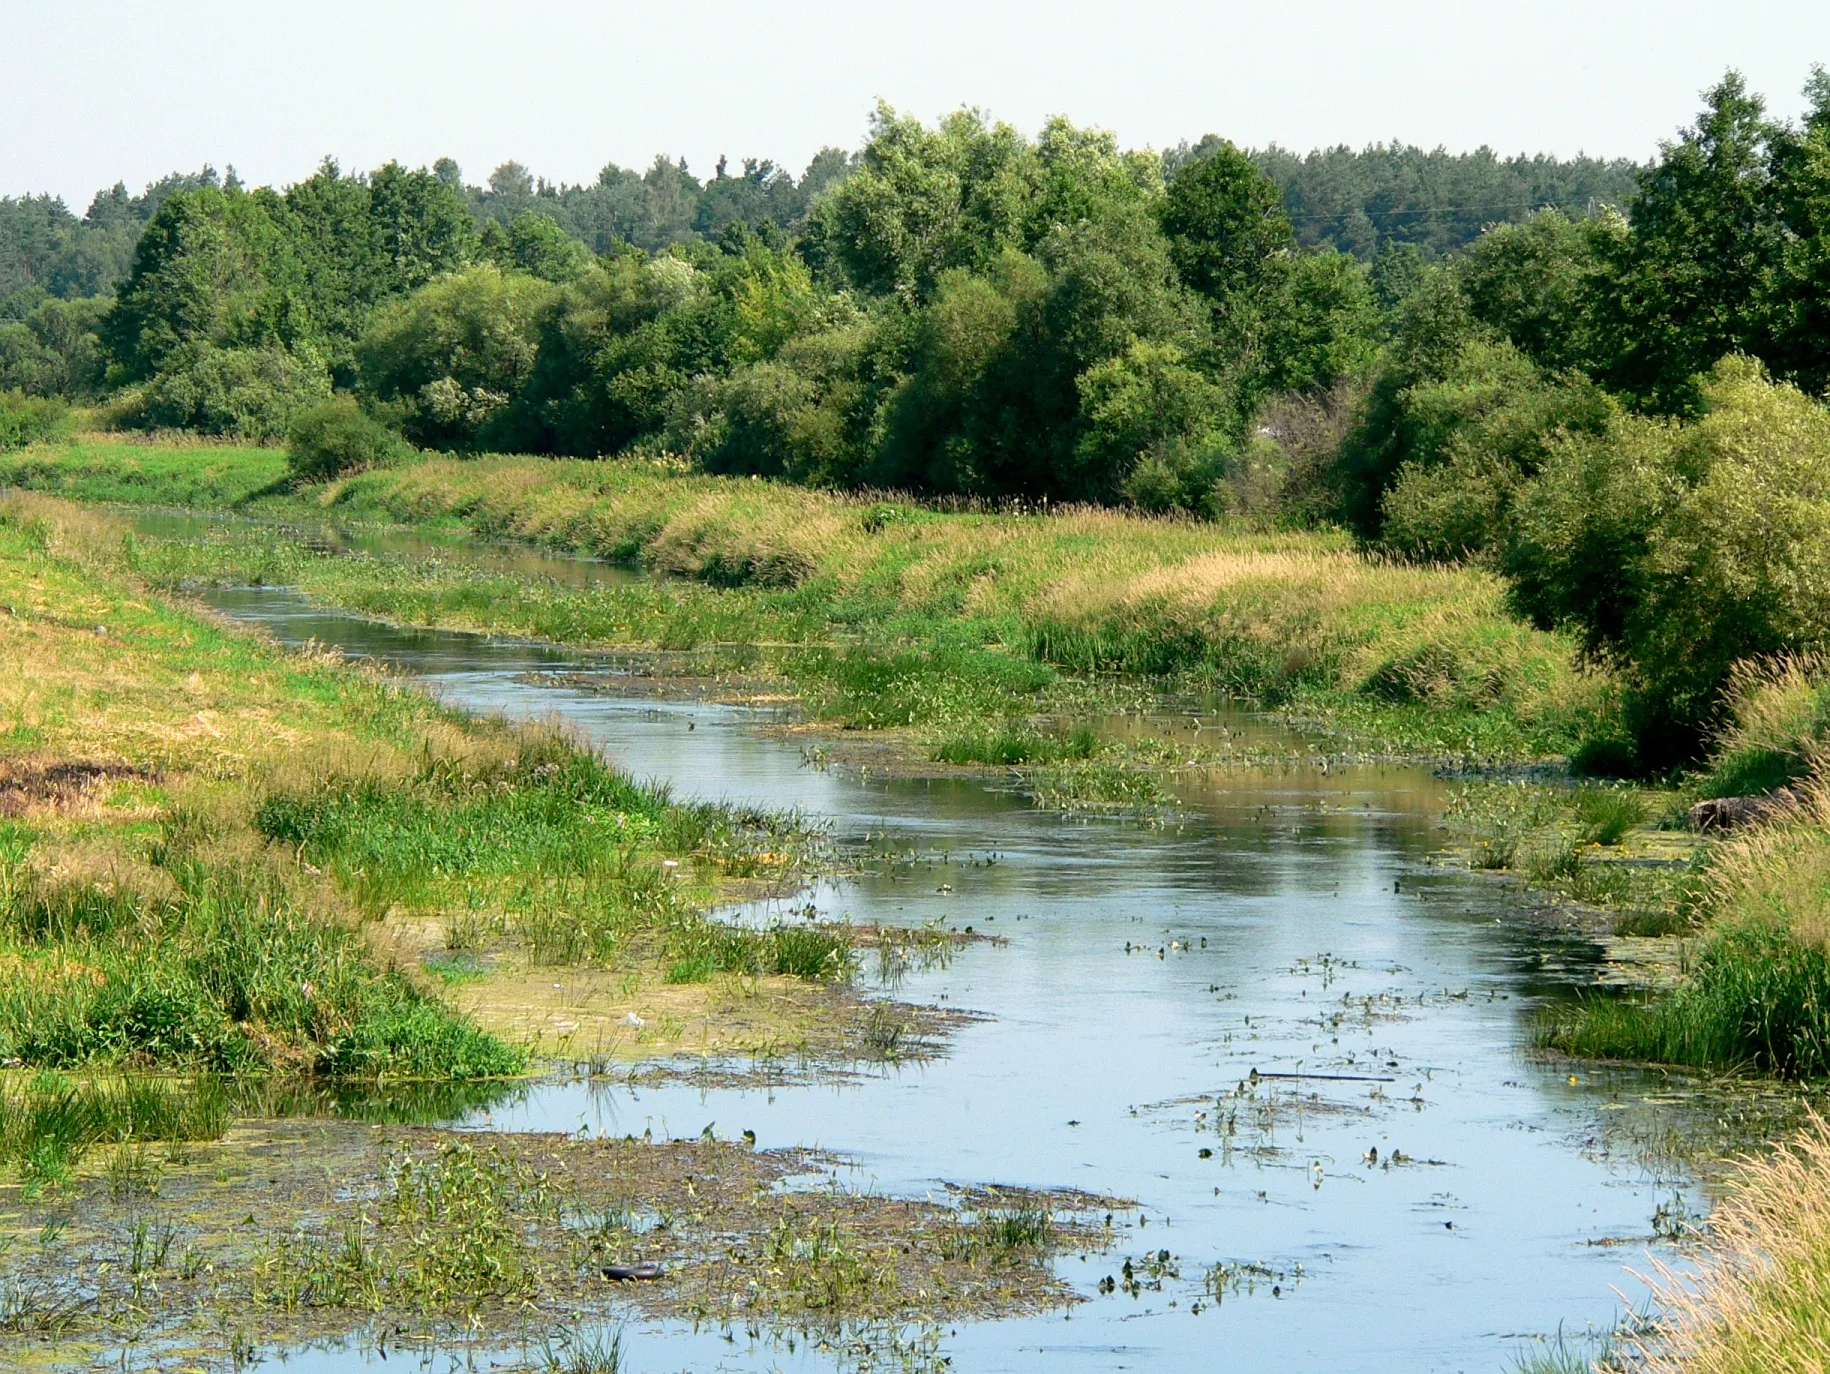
[{"x1": 9, "y1": 74, "x2": 1830, "y2": 766}]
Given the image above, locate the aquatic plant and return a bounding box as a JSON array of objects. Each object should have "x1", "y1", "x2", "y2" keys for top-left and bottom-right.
[
  {"x1": 932, "y1": 725, "x2": 1098, "y2": 767},
  {"x1": 541, "y1": 1328, "x2": 625, "y2": 1374},
  {"x1": 1573, "y1": 786, "x2": 1650, "y2": 846},
  {"x1": 0, "y1": 1075, "x2": 229, "y2": 1185}
]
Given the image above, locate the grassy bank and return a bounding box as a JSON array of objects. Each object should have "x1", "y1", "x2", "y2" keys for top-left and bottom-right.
[
  {"x1": 1534, "y1": 660, "x2": 1830, "y2": 1076},
  {"x1": 1625, "y1": 1113, "x2": 1830, "y2": 1371},
  {"x1": 0, "y1": 435, "x2": 1616, "y2": 762},
  {"x1": 0, "y1": 493, "x2": 885, "y2": 1114},
  {"x1": 0, "y1": 493, "x2": 1119, "y2": 1362}
]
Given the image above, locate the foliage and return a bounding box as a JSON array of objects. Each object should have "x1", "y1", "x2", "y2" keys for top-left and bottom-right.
[
  {"x1": 355, "y1": 265, "x2": 556, "y2": 449},
  {"x1": 107, "y1": 341, "x2": 331, "y2": 439},
  {"x1": 1236, "y1": 139, "x2": 1640, "y2": 260},
  {"x1": 0, "y1": 297, "x2": 109, "y2": 398},
  {"x1": 0, "y1": 390, "x2": 70, "y2": 450},
  {"x1": 1506, "y1": 358, "x2": 1830, "y2": 758},
  {"x1": 286, "y1": 394, "x2": 411, "y2": 482},
  {"x1": 99, "y1": 163, "x2": 477, "y2": 430}
]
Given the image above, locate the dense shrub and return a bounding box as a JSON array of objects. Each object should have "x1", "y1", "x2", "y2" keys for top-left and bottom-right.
[
  {"x1": 109, "y1": 342, "x2": 332, "y2": 438},
  {"x1": 356, "y1": 264, "x2": 556, "y2": 450},
  {"x1": 0, "y1": 389, "x2": 70, "y2": 449},
  {"x1": 287, "y1": 395, "x2": 411, "y2": 483},
  {"x1": 0, "y1": 297, "x2": 109, "y2": 398},
  {"x1": 1506, "y1": 358, "x2": 1830, "y2": 757}
]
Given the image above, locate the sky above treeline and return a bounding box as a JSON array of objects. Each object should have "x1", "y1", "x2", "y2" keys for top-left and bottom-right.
[{"x1": 6, "y1": 0, "x2": 1830, "y2": 202}]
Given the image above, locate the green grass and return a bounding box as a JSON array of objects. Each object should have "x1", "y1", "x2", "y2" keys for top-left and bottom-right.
[
  {"x1": 0, "y1": 1073, "x2": 230, "y2": 1186},
  {"x1": 0, "y1": 853, "x2": 522, "y2": 1080},
  {"x1": 1573, "y1": 786, "x2": 1651, "y2": 846},
  {"x1": 1540, "y1": 920, "x2": 1830, "y2": 1076},
  {"x1": 0, "y1": 437, "x2": 1615, "y2": 763},
  {"x1": 933, "y1": 724, "x2": 1099, "y2": 766}
]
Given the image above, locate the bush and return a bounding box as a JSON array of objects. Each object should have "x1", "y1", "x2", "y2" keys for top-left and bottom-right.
[
  {"x1": 287, "y1": 396, "x2": 411, "y2": 484},
  {"x1": 1506, "y1": 358, "x2": 1830, "y2": 761},
  {"x1": 355, "y1": 265, "x2": 555, "y2": 450},
  {"x1": 110, "y1": 342, "x2": 332, "y2": 439},
  {"x1": 0, "y1": 389, "x2": 70, "y2": 449}
]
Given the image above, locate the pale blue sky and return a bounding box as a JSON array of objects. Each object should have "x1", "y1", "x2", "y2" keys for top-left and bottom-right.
[{"x1": 5, "y1": 0, "x2": 1830, "y2": 202}]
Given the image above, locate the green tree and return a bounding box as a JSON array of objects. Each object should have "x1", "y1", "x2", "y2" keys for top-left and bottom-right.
[
  {"x1": 812, "y1": 104, "x2": 1035, "y2": 299},
  {"x1": 482, "y1": 211, "x2": 592, "y2": 283},
  {"x1": 1600, "y1": 73, "x2": 1784, "y2": 411},
  {"x1": 356, "y1": 265, "x2": 555, "y2": 449}
]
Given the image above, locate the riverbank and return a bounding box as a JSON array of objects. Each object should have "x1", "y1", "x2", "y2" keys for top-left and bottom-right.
[
  {"x1": 7, "y1": 446, "x2": 1822, "y2": 1368},
  {"x1": 0, "y1": 435, "x2": 1616, "y2": 766},
  {"x1": 0, "y1": 492, "x2": 1136, "y2": 1366}
]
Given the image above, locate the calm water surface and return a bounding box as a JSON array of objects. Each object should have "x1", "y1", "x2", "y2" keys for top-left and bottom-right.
[{"x1": 183, "y1": 561, "x2": 1685, "y2": 1374}]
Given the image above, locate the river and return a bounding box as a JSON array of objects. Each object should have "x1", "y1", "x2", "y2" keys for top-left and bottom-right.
[{"x1": 154, "y1": 525, "x2": 1696, "y2": 1372}]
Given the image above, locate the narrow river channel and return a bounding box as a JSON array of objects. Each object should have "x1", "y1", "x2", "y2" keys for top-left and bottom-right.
[{"x1": 170, "y1": 539, "x2": 1696, "y2": 1373}]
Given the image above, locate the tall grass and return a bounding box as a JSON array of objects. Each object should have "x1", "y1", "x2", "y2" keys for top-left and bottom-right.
[
  {"x1": 1701, "y1": 655, "x2": 1830, "y2": 799},
  {"x1": 0, "y1": 1074, "x2": 229, "y2": 1184},
  {"x1": 1, "y1": 440, "x2": 1610, "y2": 760},
  {"x1": 1628, "y1": 1112, "x2": 1830, "y2": 1372},
  {"x1": 0, "y1": 854, "x2": 520, "y2": 1079},
  {"x1": 1542, "y1": 782, "x2": 1830, "y2": 1075}
]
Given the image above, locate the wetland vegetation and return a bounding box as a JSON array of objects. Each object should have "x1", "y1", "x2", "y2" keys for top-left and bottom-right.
[{"x1": 6, "y1": 64, "x2": 1830, "y2": 1373}]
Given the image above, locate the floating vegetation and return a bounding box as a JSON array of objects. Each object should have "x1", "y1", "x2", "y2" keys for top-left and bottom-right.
[{"x1": 0, "y1": 1126, "x2": 1130, "y2": 1367}]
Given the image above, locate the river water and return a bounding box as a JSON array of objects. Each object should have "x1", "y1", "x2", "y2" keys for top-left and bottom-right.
[{"x1": 170, "y1": 540, "x2": 1692, "y2": 1373}]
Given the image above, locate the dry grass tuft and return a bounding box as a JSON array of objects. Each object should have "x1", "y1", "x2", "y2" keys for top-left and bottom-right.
[
  {"x1": 1702, "y1": 781, "x2": 1830, "y2": 950},
  {"x1": 1631, "y1": 1111, "x2": 1830, "y2": 1372}
]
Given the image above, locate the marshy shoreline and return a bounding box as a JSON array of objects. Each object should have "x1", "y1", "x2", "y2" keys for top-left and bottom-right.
[{"x1": 2, "y1": 444, "x2": 1830, "y2": 1370}]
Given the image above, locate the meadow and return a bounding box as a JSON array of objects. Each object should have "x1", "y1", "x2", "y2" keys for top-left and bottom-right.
[{"x1": 0, "y1": 435, "x2": 1615, "y2": 764}]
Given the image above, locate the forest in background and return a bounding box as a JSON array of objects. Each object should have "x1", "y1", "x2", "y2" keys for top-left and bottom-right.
[{"x1": 4, "y1": 72, "x2": 1830, "y2": 765}]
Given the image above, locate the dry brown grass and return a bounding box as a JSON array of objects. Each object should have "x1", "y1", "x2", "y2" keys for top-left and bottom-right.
[
  {"x1": 1695, "y1": 780, "x2": 1830, "y2": 950},
  {"x1": 1631, "y1": 1111, "x2": 1830, "y2": 1372}
]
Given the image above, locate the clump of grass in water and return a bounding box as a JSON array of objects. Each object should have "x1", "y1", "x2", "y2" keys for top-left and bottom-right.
[
  {"x1": 1028, "y1": 759, "x2": 1167, "y2": 812},
  {"x1": 0, "y1": 1074, "x2": 230, "y2": 1187},
  {"x1": 941, "y1": 1205, "x2": 1054, "y2": 1262},
  {"x1": 1540, "y1": 920, "x2": 1830, "y2": 1075},
  {"x1": 253, "y1": 1140, "x2": 558, "y2": 1316},
  {"x1": 664, "y1": 920, "x2": 852, "y2": 985},
  {"x1": 859, "y1": 1003, "x2": 909, "y2": 1061},
  {"x1": 1510, "y1": 1325, "x2": 1620, "y2": 1374},
  {"x1": 541, "y1": 1328, "x2": 624, "y2": 1374},
  {"x1": 1574, "y1": 786, "x2": 1651, "y2": 846},
  {"x1": 789, "y1": 645, "x2": 1057, "y2": 730},
  {"x1": 757, "y1": 1213, "x2": 890, "y2": 1314},
  {"x1": 933, "y1": 724, "x2": 1098, "y2": 767}
]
